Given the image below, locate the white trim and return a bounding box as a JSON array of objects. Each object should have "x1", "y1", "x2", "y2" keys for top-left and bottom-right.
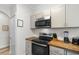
[{"x1": 0, "y1": 44, "x2": 9, "y2": 49}]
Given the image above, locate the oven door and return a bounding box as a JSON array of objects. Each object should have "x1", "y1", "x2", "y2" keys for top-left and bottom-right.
[{"x1": 32, "y1": 42, "x2": 49, "y2": 55}]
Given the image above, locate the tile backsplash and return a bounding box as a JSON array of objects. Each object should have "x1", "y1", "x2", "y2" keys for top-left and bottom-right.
[{"x1": 32, "y1": 27, "x2": 79, "y2": 41}]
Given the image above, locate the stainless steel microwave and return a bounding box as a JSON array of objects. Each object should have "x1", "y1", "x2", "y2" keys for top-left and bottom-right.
[{"x1": 35, "y1": 16, "x2": 51, "y2": 28}]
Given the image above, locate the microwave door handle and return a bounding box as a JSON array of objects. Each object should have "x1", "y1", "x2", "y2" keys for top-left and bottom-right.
[{"x1": 32, "y1": 41, "x2": 47, "y2": 47}]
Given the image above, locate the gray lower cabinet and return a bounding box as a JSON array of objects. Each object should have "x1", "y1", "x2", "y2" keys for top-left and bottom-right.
[
  {"x1": 67, "y1": 50, "x2": 79, "y2": 55},
  {"x1": 50, "y1": 46, "x2": 64, "y2": 55},
  {"x1": 50, "y1": 46, "x2": 79, "y2": 55},
  {"x1": 26, "y1": 40, "x2": 32, "y2": 55}
]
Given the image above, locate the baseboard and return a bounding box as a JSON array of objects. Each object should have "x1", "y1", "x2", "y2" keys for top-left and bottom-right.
[{"x1": 0, "y1": 44, "x2": 9, "y2": 49}]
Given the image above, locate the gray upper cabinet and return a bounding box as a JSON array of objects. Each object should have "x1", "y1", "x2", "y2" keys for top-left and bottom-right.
[
  {"x1": 51, "y1": 5, "x2": 65, "y2": 28},
  {"x1": 66, "y1": 4, "x2": 79, "y2": 27}
]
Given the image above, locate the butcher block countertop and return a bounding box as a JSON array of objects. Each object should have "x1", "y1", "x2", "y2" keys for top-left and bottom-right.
[
  {"x1": 48, "y1": 39, "x2": 79, "y2": 53},
  {"x1": 26, "y1": 37, "x2": 79, "y2": 53}
]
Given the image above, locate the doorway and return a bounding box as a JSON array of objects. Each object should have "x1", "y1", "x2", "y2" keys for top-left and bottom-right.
[{"x1": 0, "y1": 11, "x2": 10, "y2": 55}]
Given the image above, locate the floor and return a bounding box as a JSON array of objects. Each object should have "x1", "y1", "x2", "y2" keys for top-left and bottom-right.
[{"x1": 0, "y1": 47, "x2": 10, "y2": 55}]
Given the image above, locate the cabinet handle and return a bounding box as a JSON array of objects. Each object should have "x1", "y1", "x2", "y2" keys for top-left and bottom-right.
[{"x1": 32, "y1": 41, "x2": 47, "y2": 47}]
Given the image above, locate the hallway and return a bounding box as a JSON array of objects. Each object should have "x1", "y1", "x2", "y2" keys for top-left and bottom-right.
[{"x1": 0, "y1": 4, "x2": 11, "y2": 55}]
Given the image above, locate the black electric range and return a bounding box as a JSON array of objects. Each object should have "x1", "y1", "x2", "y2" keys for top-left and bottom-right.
[{"x1": 32, "y1": 33, "x2": 53, "y2": 55}]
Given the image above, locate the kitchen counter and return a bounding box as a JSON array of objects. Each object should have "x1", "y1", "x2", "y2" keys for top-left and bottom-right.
[
  {"x1": 48, "y1": 39, "x2": 79, "y2": 53},
  {"x1": 26, "y1": 37, "x2": 79, "y2": 53}
]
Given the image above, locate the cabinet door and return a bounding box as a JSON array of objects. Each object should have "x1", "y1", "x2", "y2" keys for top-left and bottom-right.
[
  {"x1": 51, "y1": 5, "x2": 65, "y2": 28},
  {"x1": 67, "y1": 50, "x2": 79, "y2": 55},
  {"x1": 30, "y1": 12, "x2": 43, "y2": 29},
  {"x1": 42, "y1": 9, "x2": 51, "y2": 16},
  {"x1": 26, "y1": 40, "x2": 32, "y2": 55},
  {"x1": 50, "y1": 46, "x2": 56, "y2": 55},
  {"x1": 30, "y1": 15, "x2": 36, "y2": 28},
  {"x1": 50, "y1": 46, "x2": 64, "y2": 55},
  {"x1": 66, "y1": 4, "x2": 79, "y2": 27}
]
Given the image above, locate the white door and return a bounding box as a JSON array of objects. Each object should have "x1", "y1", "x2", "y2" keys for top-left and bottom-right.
[
  {"x1": 9, "y1": 16, "x2": 16, "y2": 55},
  {"x1": 66, "y1": 4, "x2": 79, "y2": 27}
]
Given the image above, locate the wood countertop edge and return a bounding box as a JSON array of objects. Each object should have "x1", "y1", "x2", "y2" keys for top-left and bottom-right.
[
  {"x1": 26, "y1": 36, "x2": 38, "y2": 41},
  {"x1": 26, "y1": 39, "x2": 32, "y2": 41},
  {"x1": 48, "y1": 39, "x2": 79, "y2": 53},
  {"x1": 49, "y1": 42, "x2": 79, "y2": 53}
]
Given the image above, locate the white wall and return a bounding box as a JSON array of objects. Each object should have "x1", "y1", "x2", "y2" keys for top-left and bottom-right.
[
  {"x1": 0, "y1": 4, "x2": 13, "y2": 17},
  {"x1": 15, "y1": 4, "x2": 33, "y2": 54},
  {"x1": 30, "y1": 4, "x2": 79, "y2": 41},
  {"x1": 9, "y1": 5, "x2": 16, "y2": 55}
]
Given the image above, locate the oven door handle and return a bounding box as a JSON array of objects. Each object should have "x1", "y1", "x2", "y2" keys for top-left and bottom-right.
[{"x1": 32, "y1": 41, "x2": 47, "y2": 47}]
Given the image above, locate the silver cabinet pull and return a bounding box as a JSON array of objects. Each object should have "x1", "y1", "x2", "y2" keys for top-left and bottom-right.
[{"x1": 32, "y1": 41, "x2": 47, "y2": 47}]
